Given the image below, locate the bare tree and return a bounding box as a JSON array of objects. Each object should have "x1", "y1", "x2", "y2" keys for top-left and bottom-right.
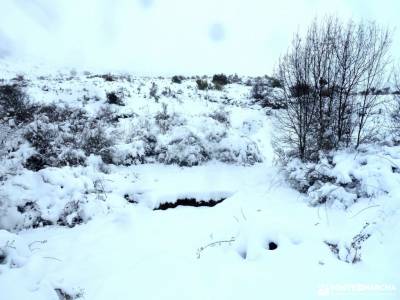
[
  {"x1": 275, "y1": 17, "x2": 392, "y2": 162},
  {"x1": 350, "y1": 23, "x2": 392, "y2": 147},
  {"x1": 390, "y1": 66, "x2": 400, "y2": 139}
]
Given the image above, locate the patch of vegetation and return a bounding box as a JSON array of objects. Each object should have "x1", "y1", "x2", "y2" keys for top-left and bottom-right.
[
  {"x1": 100, "y1": 74, "x2": 117, "y2": 82},
  {"x1": 196, "y1": 79, "x2": 209, "y2": 90},
  {"x1": 106, "y1": 91, "x2": 124, "y2": 106},
  {"x1": 23, "y1": 106, "x2": 113, "y2": 170},
  {"x1": 149, "y1": 82, "x2": 159, "y2": 101},
  {"x1": 0, "y1": 84, "x2": 36, "y2": 124},
  {"x1": 251, "y1": 81, "x2": 286, "y2": 109},
  {"x1": 172, "y1": 75, "x2": 185, "y2": 84},
  {"x1": 212, "y1": 74, "x2": 229, "y2": 86}
]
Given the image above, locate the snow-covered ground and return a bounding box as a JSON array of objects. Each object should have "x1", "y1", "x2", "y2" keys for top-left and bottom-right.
[{"x1": 1, "y1": 63, "x2": 399, "y2": 299}]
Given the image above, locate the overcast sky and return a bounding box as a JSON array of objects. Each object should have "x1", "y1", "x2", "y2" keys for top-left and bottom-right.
[{"x1": 0, "y1": 0, "x2": 399, "y2": 75}]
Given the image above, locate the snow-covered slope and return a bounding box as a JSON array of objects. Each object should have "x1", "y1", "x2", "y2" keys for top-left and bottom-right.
[{"x1": 0, "y1": 65, "x2": 399, "y2": 299}]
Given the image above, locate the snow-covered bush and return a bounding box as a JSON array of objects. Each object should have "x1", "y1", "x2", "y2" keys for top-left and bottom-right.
[
  {"x1": 285, "y1": 156, "x2": 359, "y2": 208},
  {"x1": 209, "y1": 107, "x2": 230, "y2": 127},
  {"x1": 228, "y1": 74, "x2": 241, "y2": 84},
  {"x1": 325, "y1": 223, "x2": 372, "y2": 263},
  {"x1": 57, "y1": 200, "x2": 86, "y2": 227},
  {"x1": 284, "y1": 147, "x2": 400, "y2": 209},
  {"x1": 127, "y1": 116, "x2": 160, "y2": 160},
  {"x1": 251, "y1": 81, "x2": 285, "y2": 109},
  {"x1": 24, "y1": 118, "x2": 80, "y2": 169},
  {"x1": 171, "y1": 75, "x2": 185, "y2": 84},
  {"x1": 308, "y1": 183, "x2": 357, "y2": 208},
  {"x1": 251, "y1": 80, "x2": 269, "y2": 100},
  {"x1": 155, "y1": 122, "x2": 262, "y2": 167},
  {"x1": 36, "y1": 104, "x2": 87, "y2": 124},
  {"x1": 196, "y1": 79, "x2": 208, "y2": 90},
  {"x1": 149, "y1": 82, "x2": 159, "y2": 101},
  {"x1": 155, "y1": 103, "x2": 186, "y2": 134},
  {"x1": 0, "y1": 84, "x2": 36, "y2": 124},
  {"x1": 212, "y1": 74, "x2": 229, "y2": 86},
  {"x1": 23, "y1": 106, "x2": 113, "y2": 170},
  {"x1": 0, "y1": 164, "x2": 111, "y2": 231},
  {"x1": 11, "y1": 201, "x2": 53, "y2": 228},
  {"x1": 106, "y1": 142, "x2": 148, "y2": 165},
  {"x1": 212, "y1": 136, "x2": 262, "y2": 165},
  {"x1": 153, "y1": 110, "x2": 262, "y2": 166},
  {"x1": 106, "y1": 91, "x2": 124, "y2": 106},
  {"x1": 158, "y1": 128, "x2": 209, "y2": 166},
  {"x1": 81, "y1": 125, "x2": 113, "y2": 157},
  {"x1": 107, "y1": 108, "x2": 262, "y2": 167},
  {"x1": 96, "y1": 105, "x2": 117, "y2": 123}
]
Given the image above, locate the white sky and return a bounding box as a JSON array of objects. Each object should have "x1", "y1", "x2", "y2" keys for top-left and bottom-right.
[{"x1": 0, "y1": 0, "x2": 399, "y2": 75}]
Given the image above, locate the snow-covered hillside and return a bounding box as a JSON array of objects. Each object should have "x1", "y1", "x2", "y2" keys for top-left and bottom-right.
[{"x1": 0, "y1": 65, "x2": 399, "y2": 299}]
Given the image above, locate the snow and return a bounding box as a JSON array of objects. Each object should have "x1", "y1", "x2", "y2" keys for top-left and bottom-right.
[
  {"x1": 0, "y1": 64, "x2": 399, "y2": 299},
  {"x1": 2, "y1": 164, "x2": 399, "y2": 299}
]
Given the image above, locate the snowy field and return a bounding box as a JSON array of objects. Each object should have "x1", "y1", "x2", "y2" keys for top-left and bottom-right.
[{"x1": 1, "y1": 62, "x2": 399, "y2": 300}]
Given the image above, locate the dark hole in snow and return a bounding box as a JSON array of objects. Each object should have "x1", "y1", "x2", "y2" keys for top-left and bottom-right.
[
  {"x1": 268, "y1": 242, "x2": 278, "y2": 250},
  {"x1": 154, "y1": 197, "x2": 226, "y2": 210},
  {"x1": 0, "y1": 250, "x2": 6, "y2": 264}
]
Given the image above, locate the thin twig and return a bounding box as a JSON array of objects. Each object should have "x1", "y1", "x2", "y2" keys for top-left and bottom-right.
[
  {"x1": 240, "y1": 208, "x2": 247, "y2": 221},
  {"x1": 42, "y1": 256, "x2": 62, "y2": 262},
  {"x1": 28, "y1": 240, "x2": 47, "y2": 251},
  {"x1": 197, "y1": 238, "x2": 236, "y2": 259},
  {"x1": 350, "y1": 205, "x2": 380, "y2": 219}
]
